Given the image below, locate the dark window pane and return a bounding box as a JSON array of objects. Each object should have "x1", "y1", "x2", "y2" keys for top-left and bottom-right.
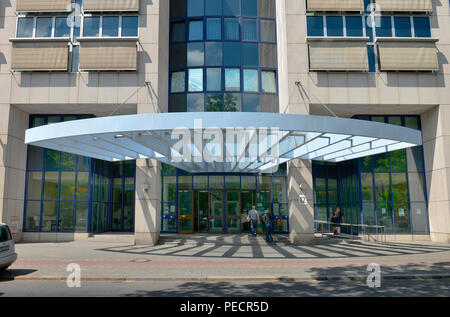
[
  {"x1": 28, "y1": 146, "x2": 44, "y2": 170},
  {"x1": 406, "y1": 146, "x2": 424, "y2": 172},
  {"x1": 373, "y1": 153, "x2": 389, "y2": 172},
  {"x1": 224, "y1": 0, "x2": 240, "y2": 16},
  {"x1": 242, "y1": 19, "x2": 257, "y2": 41},
  {"x1": 376, "y1": 17, "x2": 392, "y2": 37},
  {"x1": 224, "y1": 42, "x2": 241, "y2": 66},
  {"x1": 189, "y1": 20, "x2": 203, "y2": 41},
  {"x1": 103, "y1": 16, "x2": 119, "y2": 37},
  {"x1": 394, "y1": 16, "x2": 411, "y2": 37},
  {"x1": 170, "y1": 43, "x2": 187, "y2": 68},
  {"x1": 307, "y1": 16, "x2": 324, "y2": 36},
  {"x1": 242, "y1": 0, "x2": 257, "y2": 16},
  {"x1": 394, "y1": 203, "x2": 410, "y2": 233},
  {"x1": 242, "y1": 42, "x2": 258, "y2": 66},
  {"x1": 224, "y1": 93, "x2": 242, "y2": 111},
  {"x1": 326, "y1": 16, "x2": 343, "y2": 37},
  {"x1": 207, "y1": 68, "x2": 222, "y2": 91},
  {"x1": 41, "y1": 201, "x2": 58, "y2": 232},
  {"x1": 25, "y1": 201, "x2": 41, "y2": 231},
  {"x1": 346, "y1": 16, "x2": 363, "y2": 37},
  {"x1": 243, "y1": 94, "x2": 260, "y2": 112},
  {"x1": 405, "y1": 116, "x2": 420, "y2": 130},
  {"x1": 206, "y1": 93, "x2": 224, "y2": 111},
  {"x1": 17, "y1": 17, "x2": 34, "y2": 38},
  {"x1": 413, "y1": 17, "x2": 431, "y2": 37},
  {"x1": 224, "y1": 18, "x2": 239, "y2": 40},
  {"x1": 205, "y1": 42, "x2": 223, "y2": 66},
  {"x1": 171, "y1": 21, "x2": 185, "y2": 42},
  {"x1": 169, "y1": 93, "x2": 187, "y2": 112},
  {"x1": 171, "y1": 70, "x2": 185, "y2": 93},
  {"x1": 55, "y1": 17, "x2": 71, "y2": 37},
  {"x1": 187, "y1": 93, "x2": 205, "y2": 112},
  {"x1": 260, "y1": 19, "x2": 275, "y2": 42},
  {"x1": 206, "y1": 0, "x2": 222, "y2": 15},
  {"x1": 122, "y1": 16, "x2": 138, "y2": 37},
  {"x1": 375, "y1": 173, "x2": 391, "y2": 202},
  {"x1": 187, "y1": 42, "x2": 204, "y2": 66},
  {"x1": 360, "y1": 156, "x2": 373, "y2": 172},
  {"x1": 390, "y1": 149, "x2": 406, "y2": 172},
  {"x1": 60, "y1": 152, "x2": 75, "y2": 171},
  {"x1": 36, "y1": 17, "x2": 53, "y2": 37},
  {"x1": 259, "y1": 43, "x2": 276, "y2": 67},
  {"x1": 71, "y1": 45, "x2": 80, "y2": 72},
  {"x1": 44, "y1": 149, "x2": 60, "y2": 171},
  {"x1": 59, "y1": 201, "x2": 74, "y2": 232},
  {"x1": 83, "y1": 17, "x2": 100, "y2": 37},
  {"x1": 206, "y1": 18, "x2": 222, "y2": 40},
  {"x1": 376, "y1": 202, "x2": 393, "y2": 233},
  {"x1": 368, "y1": 45, "x2": 376, "y2": 72},
  {"x1": 188, "y1": 0, "x2": 204, "y2": 17},
  {"x1": 391, "y1": 173, "x2": 408, "y2": 202},
  {"x1": 171, "y1": 0, "x2": 187, "y2": 18}
]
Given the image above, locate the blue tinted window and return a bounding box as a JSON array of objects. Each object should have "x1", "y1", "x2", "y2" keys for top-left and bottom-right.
[
  {"x1": 345, "y1": 16, "x2": 363, "y2": 37},
  {"x1": 206, "y1": 18, "x2": 221, "y2": 40},
  {"x1": 307, "y1": 16, "x2": 324, "y2": 36},
  {"x1": 224, "y1": 42, "x2": 241, "y2": 66},
  {"x1": 242, "y1": 0, "x2": 257, "y2": 17},
  {"x1": 413, "y1": 17, "x2": 431, "y2": 37},
  {"x1": 187, "y1": 42, "x2": 204, "y2": 66},
  {"x1": 376, "y1": 17, "x2": 392, "y2": 37},
  {"x1": 243, "y1": 94, "x2": 260, "y2": 112},
  {"x1": 206, "y1": 0, "x2": 222, "y2": 16},
  {"x1": 122, "y1": 16, "x2": 139, "y2": 36},
  {"x1": 207, "y1": 68, "x2": 222, "y2": 91},
  {"x1": 224, "y1": 18, "x2": 239, "y2": 40},
  {"x1": 172, "y1": 21, "x2": 186, "y2": 42},
  {"x1": 224, "y1": 0, "x2": 240, "y2": 16},
  {"x1": 189, "y1": 20, "x2": 203, "y2": 40},
  {"x1": 84, "y1": 17, "x2": 100, "y2": 37},
  {"x1": 188, "y1": 68, "x2": 203, "y2": 92},
  {"x1": 36, "y1": 17, "x2": 53, "y2": 37},
  {"x1": 326, "y1": 16, "x2": 343, "y2": 36},
  {"x1": 366, "y1": 18, "x2": 374, "y2": 42},
  {"x1": 242, "y1": 19, "x2": 257, "y2": 41},
  {"x1": 367, "y1": 45, "x2": 375, "y2": 73},
  {"x1": 225, "y1": 68, "x2": 241, "y2": 91},
  {"x1": 394, "y1": 17, "x2": 411, "y2": 37},
  {"x1": 243, "y1": 69, "x2": 258, "y2": 92},
  {"x1": 17, "y1": 18, "x2": 34, "y2": 37},
  {"x1": 188, "y1": 0, "x2": 204, "y2": 17},
  {"x1": 205, "y1": 42, "x2": 223, "y2": 66},
  {"x1": 242, "y1": 43, "x2": 258, "y2": 66},
  {"x1": 171, "y1": 70, "x2": 185, "y2": 93},
  {"x1": 103, "y1": 16, "x2": 119, "y2": 37},
  {"x1": 187, "y1": 93, "x2": 205, "y2": 111},
  {"x1": 55, "y1": 17, "x2": 71, "y2": 37}
]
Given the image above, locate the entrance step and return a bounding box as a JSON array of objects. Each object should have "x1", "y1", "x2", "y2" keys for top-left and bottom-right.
[
  {"x1": 88, "y1": 233, "x2": 135, "y2": 244},
  {"x1": 158, "y1": 234, "x2": 290, "y2": 246}
]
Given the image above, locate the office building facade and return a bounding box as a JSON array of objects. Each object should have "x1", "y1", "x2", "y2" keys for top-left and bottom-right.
[{"x1": 0, "y1": 0, "x2": 449, "y2": 245}]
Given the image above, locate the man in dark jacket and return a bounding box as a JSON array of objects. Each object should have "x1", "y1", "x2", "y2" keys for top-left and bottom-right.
[{"x1": 263, "y1": 210, "x2": 274, "y2": 242}]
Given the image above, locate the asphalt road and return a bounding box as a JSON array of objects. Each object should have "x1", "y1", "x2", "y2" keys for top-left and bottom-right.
[{"x1": 0, "y1": 279, "x2": 449, "y2": 297}]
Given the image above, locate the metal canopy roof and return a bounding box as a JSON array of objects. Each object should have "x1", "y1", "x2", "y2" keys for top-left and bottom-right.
[{"x1": 25, "y1": 112, "x2": 423, "y2": 173}]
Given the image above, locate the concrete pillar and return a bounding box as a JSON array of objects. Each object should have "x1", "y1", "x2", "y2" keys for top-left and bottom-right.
[
  {"x1": 288, "y1": 159, "x2": 315, "y2": 245},
  {"x1": 0, "y1": 104, "x2": 29, "y2": 242},
  {"x1": 421, "y1": 105, "x2": 450, "y2": 244},
  {"x1": 134, "y1": 158, "x2": 161, "y2": 245}
]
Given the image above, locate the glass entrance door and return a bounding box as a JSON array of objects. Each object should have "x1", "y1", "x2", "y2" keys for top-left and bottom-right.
[
  {"x1": 257, "y1": 190, "x2": 271, "y2": 233},
  {"x1": 195, "y1": 191, "x2": 209, "y2": 233},
  {"x1": 240, "y1": 191, "x2": 256, "y2": 233},
  {"x1": 226, "y1": 191, "x2": 240, "y2": 233},
  {"x1": 178, "y1": 190, "x2": 194, "y2": 233},
  {"x1": 209, "y1": 191, "x2": 224, "y2": 233}
]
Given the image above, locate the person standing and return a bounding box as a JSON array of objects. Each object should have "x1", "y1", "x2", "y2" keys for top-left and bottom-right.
[
  {"x1": 248, "y1": 205, "x2": 259, "y2": 237},
  {"x1": 263, "y1": 210, "x2": 274, "y2": 242},
  {"x1": 334, "y1": 207, "x2": 344, "y2": 235}
]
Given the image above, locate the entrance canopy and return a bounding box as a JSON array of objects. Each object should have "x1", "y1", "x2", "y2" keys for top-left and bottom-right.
[{"x1": 25, "y1": 112, "x2": 423, "y2": 173}]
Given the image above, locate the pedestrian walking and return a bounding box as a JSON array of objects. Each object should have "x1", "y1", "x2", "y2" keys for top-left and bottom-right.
[
  {"x1": 248, "y1": 205, "x2": 259, "y2": 237},
  {"x1": 332, "y1": 207, "x2": 344, "y2": 235},
  {"x1": 263, "y1": 210, "x2": 274, "y2": 242}
]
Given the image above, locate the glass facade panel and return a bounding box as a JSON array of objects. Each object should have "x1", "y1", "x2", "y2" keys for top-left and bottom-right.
[
  {"x1": 205, "y1": 42, "x2": 223, "y2": 66},
  {"x1": 260, "y1": 20, "x2": 275, "y2": 42},
  {"x1": 189, "y1": 20, "x2": 203, "y2": 41},
  {"x1": 225, "y1": 68, "x2": 241, "y2": 91},
  {"x1": 188, "y1": 0, "x2": 204, "y2": 17},
  {"x1": 55, "y1": 17, "x2": 71, "y2": 37},
  {"x1": 172, "y1": 21, "x2": 185, "y2": 42},
  {"x1": 25, "y1": 201, "x2": 41, "y2": 231},
  {"x1": 36, "y1": 17, "x2": 52, "y2": 37},
  {"x1": 102, "y1": 16, "x2": 119, "y2": 37},
  {"x1": 206, "y1": 18, "x2": 222, "y2": 40},
  {"x1": 206, "y1": 0, "x2": 223, "y2": 16},
  {"x1": 171, "y1": 71, "x2": 185, "y2": 93},
  {"x1": 207, "y1": 68, "x2": 222, "y2": 91},
  {"x1": 243, "y1": 69, "x2": 258, "y2": 92},
  {"x1": 83, "y1": 17, "x2": 100, "y2": 37},
  {"x1": 26, "y1": 172, "x2": 43, "y2": 200},
  {"x1": 122, "y1": 16, "x2": 139, "y2": 37},
  {"x1": 261, "y1": 70, "x2": 276, "y2": 93},
  {"x1": 17, "y1": 18, "x2": 34, "y2": 38},
  {"x1": 326, "y1": 16, "x2": 343, "y2": 36},
  {"x1": 242, "y1": 19, "x2": 257, "y2": 41}
]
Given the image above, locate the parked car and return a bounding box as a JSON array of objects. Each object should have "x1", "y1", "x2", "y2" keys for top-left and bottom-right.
[{"x1": 0, "y1": 223, "x2": 17, "y2": 272}]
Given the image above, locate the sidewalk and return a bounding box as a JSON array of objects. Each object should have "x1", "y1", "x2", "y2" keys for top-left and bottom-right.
[{"x1": 2, "y1": 234, "x2": 450, "y2": 282}]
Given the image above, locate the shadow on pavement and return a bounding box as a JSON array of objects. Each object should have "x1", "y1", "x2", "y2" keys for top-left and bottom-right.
[
  {"x1": 119, "y1": 262, "x2": 450, "y2": 297},
  {"x1": 0, "y1": 269, "x2": 37, "y2": 282}
]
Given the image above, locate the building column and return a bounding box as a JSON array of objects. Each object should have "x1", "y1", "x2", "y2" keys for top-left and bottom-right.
[
  {"x1": 288, "y1": 159, "x2": 315, "y2": 245},
  {"x1": 0, "y1": 104, "x2": 28, "y2": 242},
  {"x1": 421, "y1": 105, "x2": 450, "y2": 244}
]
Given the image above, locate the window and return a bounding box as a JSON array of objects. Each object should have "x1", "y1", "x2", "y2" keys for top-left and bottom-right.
[
  {"x1": 260, "y1": 20, "x2": 275, "y2": 42},
  {"x1": 36, "y1": 17, "x2": 53, "y2": 37},
  {"x1": 171, "y1": 71, "x2": 185, "y2": 93},
  {"x1": 326, "y1": 16, "x2": 343, "y2": 37},
  {"x1": 206, "y1": 18, "x2": 222, "y2": 40},
  {"x1": 242, "y1": 0, "x2": 258, "y2": 17},
  {"x1": 122, "y1": 16, "x2": 139, "y2": 37},
  {"x1": 206, "y1": 0, "x2": 223, "y2": 16},
  {"x1": 224, "y1": 42, "x2": 241, "y2": 66},
  {"x1": 242, "y1": 19, "x2": 257, "y2": 41},
  {"x1": 187, "y1": 42, "x2": 204, "y2": 66},
  {"x1": 413, "y1": 17, "x2": 431, "y2": 37},
  {"x1": 83, "y1": 17, "x2": 100, "y2": 37},
  {"x1": 172, "y1": 21, "x2": 186, "y2": 42},
  {"x1": 376, "y1": 17, "x2": 392, "y2": 37},
  {"x1": 207, "y1": 68, "x2": 222, "y2": 91},
  {"x1": 205, "y1": 42, "x2": 223, "y2": 66},
  {"x1": 189, "y1": 20, "x2": 203, "y2": 41},
  {"x1": 243, "y1": 69, "x2": 258, "y2": 92},
  {"x1": 242, "y1": 43, "x2": 258, "y2": 66},
  {"x1": 307, "y1": 16, "x2": 324, "y2": 37},
  {"x1": 188, "y1": 0, "x2": 204, "y2": 17},
  {"x1": 224, "y1": 18, "x2": 240, "y2": 40},
  {"x1": 345, "y1": 16, "x2": 363, "y2": 37},
  {"x1": 225, "y1": 68, "x2": 240, "y2": 91},
  {"x1": 224, "y1": 0, "x2": 240, "y2": 16},
  {"x1": 394, "y1": 17, "x2": 411, "y2": 37},
  {"x1": 17, "y1": 17, "x2": 34, "y2": 38},
  {"x1": 188, "y1": 68, "x2": 203, "y2": 92},
  {"x1": 102, "y1": 16, "x2": 119, "y2": 37},
  {"x1": 55, "y1": 17, "x2": 71, "y2": 37},
  {"x1": 261, "y1": 70, "x2": 276, "y2": 93}
]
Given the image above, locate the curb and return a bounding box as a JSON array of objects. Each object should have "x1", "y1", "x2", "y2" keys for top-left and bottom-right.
[{"x1": 2, "y1": 274, "x2": 449, "y2": 282}]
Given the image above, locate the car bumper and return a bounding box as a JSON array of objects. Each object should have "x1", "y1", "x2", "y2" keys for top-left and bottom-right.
[{"x1": 0, "y1": 252, "x2": 17, "y2": 268}]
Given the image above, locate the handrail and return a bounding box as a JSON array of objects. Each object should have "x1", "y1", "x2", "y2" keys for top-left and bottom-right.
[{"x1": 314, "y1": 220, "x2": 386, "y2": 243}]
